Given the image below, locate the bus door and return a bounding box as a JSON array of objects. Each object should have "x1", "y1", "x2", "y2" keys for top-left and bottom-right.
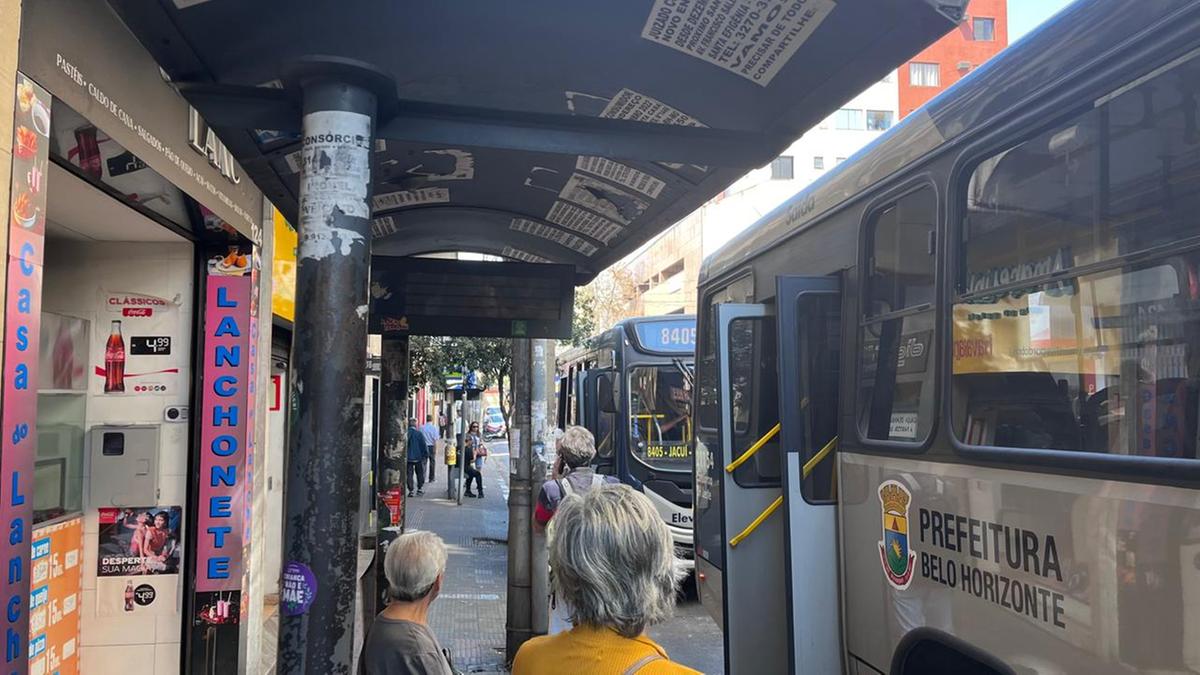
[
  {"x1": 710, "y1": 303, "x2": 788, "y2": 674},
  {"x1": 776, "y1": 276, "x2": 842, "y2": 674},
  {"x1": 578, "y1": 369, "x2": 618, "y2": 472}
]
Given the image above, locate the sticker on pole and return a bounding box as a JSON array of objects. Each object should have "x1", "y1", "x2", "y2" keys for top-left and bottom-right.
[
  {"x1": 297, "y1": 110, "x2": 372, "y2": 261},
  {"x1": 280, "y1": 561, "x2": 318, "y2": 616},
  {"x1": 641, "y1": 0, "x2": 838, "y2": 86}
]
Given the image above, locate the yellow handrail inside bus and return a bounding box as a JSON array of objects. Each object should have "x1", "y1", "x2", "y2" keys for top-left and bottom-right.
[
  {"x1": 802, "y1": 436, "x2": 838, "y2": 478},
  {"x1": 729, "y1": 495, "x2": 784, "y2": 548},
  {"x1": 725, "y1": 422, "x2": 781, "y2": 473}
]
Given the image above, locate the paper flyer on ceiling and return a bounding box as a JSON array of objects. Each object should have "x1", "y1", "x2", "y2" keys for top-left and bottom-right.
[
  {"x1": 640, "y1": 0, "x2": 837, "y2": 86},
  {"x1": 509, "y1": 218, "x2": 598, "y2": 256},
  {"x1": 373, "y1": 187, "x2": 451, "y2": 211},
  {"x1": 545, "y1": 201, "x2": 623, "y2": 243},
  {"x1": 558, "y1": 173, "x2": 648, "y2": 226},
  {"x1": 576, "y1": 156, "x2": 666, "y2": 199}
]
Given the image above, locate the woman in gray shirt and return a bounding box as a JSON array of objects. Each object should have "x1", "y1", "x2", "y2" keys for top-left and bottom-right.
[{"x1": 362, "y1": 531, "x2": 455, "y2": 675}]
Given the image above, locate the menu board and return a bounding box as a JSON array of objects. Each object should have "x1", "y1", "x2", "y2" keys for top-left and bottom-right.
[{"x1": 29, "y1": 517, "x2": 82, "y2": 675}]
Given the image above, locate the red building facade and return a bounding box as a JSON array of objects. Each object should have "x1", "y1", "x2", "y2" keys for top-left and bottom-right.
[{"x1": 898, "y1": 0, "x2": 1009, "y2": 118}]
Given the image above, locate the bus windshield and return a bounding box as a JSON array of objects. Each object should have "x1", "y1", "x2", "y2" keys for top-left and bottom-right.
[{"x1": 629, "y1": 365, "x2": 693, "y2": 471}]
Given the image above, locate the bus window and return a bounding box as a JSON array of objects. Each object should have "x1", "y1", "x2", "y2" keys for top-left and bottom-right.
[
  {"x1": 795, "y1": 292, "x2": 841, "y2": 503},
  {"x1": 629, "y1": 364, "x2": 693, "y2": 472},
  {"x1": 954, "y1": 55, "x2": 1200, "y2": 460},
  {"x1": 728, "y1": 316, "x2": 781, "y2": 485},
  {"x1": 697, "y1": 275, "x2": 754, "y2": 430},
  {"x1": 859, "y1": 188, "x2": 938, "y2": 443}
]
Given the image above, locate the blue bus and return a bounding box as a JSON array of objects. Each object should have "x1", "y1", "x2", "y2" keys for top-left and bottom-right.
[{"x1": 557, "y1": 315, "x2": 695, "y2": 564}]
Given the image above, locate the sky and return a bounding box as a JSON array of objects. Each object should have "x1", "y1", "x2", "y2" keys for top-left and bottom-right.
[{"x1": 1007, "y1": 0, "x2": 1077, "y2": 43}]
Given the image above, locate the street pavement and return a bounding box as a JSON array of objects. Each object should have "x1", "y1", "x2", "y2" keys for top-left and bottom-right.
[{"x1": 406, "y1": 439, "x2": 725, "y2": 674}]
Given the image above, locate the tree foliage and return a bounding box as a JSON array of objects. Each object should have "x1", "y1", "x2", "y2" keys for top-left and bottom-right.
[
  {"x1": 409, "y1": 336, "x2": 513, "y2": 422},
  {"x1": 564, "y1": 267, "x2": 639, "y2": 348}
]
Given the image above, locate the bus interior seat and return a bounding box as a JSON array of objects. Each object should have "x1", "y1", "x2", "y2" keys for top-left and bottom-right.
[{"x1": 960, "y1": 372, "x2": 1080, "y2": 451}]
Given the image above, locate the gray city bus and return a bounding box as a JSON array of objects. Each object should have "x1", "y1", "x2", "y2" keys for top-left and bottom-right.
[
  {"x1": 692, "y1": 1, "x2": 1200, "y2": 673},
  {"x1": 558, "y1": 315, "x2": 696, "y2": 562}
]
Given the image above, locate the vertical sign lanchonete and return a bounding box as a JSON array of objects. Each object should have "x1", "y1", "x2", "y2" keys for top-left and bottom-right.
[
  {"x1": 195, "y1": 275, "x2": 252, "y2": 605},
  {"x1": 2, "y1": 73, "x2": 52, "y2": 675}
]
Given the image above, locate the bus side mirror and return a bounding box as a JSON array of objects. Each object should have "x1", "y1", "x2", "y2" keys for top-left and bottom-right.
[{"x1": 596, "y1": 373, "x2": 617, "y2": 414}]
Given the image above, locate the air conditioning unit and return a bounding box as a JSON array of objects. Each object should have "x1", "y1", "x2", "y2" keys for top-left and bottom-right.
[{"x1": 957, "y1": 61, "x2": 972, "y2": 71}]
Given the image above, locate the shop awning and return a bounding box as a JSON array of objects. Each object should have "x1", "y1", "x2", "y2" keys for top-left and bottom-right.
[{"x1": 108, "y1": 0, "x2": 967, "y2": 281}]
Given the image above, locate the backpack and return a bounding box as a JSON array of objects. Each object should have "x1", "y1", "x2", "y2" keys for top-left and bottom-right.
[{"x1": 555, "y1": 472, "x2": 607, "y2": 500}]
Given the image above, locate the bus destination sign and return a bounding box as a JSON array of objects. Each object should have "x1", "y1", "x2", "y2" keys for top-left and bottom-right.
[{"x1": 634, "y1": 320, "x2": 696, "y2": 353}]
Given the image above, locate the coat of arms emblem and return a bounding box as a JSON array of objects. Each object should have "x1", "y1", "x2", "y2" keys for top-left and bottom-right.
[{"x1": 878, "y1": 480, "x2": 916, "y2": 589}]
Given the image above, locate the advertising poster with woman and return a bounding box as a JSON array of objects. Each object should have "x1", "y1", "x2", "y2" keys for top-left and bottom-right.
[{"x1": 96, "y1": 506, "x2": 181, "y2": 616}]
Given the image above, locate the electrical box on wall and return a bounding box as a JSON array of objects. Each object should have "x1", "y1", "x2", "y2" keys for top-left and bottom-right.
[
  {"x1": 89, "y1": 425, "x2": 159, "y2": 507},
  {"x1": 164, "y1": 406, "x2": 188, "y2": 423}
]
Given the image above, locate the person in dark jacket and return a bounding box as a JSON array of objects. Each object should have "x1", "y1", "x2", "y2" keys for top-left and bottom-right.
[{"x1": 407, "y1": 418, "x2": 430, "y2": 497}]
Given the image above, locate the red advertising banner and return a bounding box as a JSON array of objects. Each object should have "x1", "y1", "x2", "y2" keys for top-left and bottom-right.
[
  {"x1": 195, "y1": 275, "x2": 251, "y2": 594},
  {"x1": 29, "y1": 517, "x2": 82, "y2": 675},
  {"x1": 1, "y1": 73, "x2": 51, "y2": 675}
]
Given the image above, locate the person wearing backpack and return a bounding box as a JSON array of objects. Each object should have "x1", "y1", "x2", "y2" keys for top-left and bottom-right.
[{"x1": 532, "y1": 426, "x2": 618, "y2": 533}]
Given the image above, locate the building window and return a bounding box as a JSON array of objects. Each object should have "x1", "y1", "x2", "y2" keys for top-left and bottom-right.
[
  {"x1": 770, "y1": 155, "x2": 794, "y2": 180},
  {"x1": 834, "y1": 108, "x2": 865, "y2": 130},
  {"x1": 866, "y1": 110, "x2": 894, "y2": 131},
  {"x1": 973, "y1": 17, "x2": 995, "y2": 41},
  {"x1": 909, "y1": 62, "x2": 940, "y2": 87},
  {"x1": 813, "y1": 156, "x2": 825, "y2": 170},
  {"x1": 835, "y1": 157, "x2": 847, "y2": 165}
]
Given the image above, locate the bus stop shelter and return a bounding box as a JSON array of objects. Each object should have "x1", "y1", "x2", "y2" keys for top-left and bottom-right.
[{"x1": 104, "y1": 0, "x2": 968, "y2": 670}]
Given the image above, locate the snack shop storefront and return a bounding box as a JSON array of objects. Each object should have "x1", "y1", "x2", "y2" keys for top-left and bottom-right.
[{"x1": 2, "y1": 1, "x2": 275, "y2": 673}]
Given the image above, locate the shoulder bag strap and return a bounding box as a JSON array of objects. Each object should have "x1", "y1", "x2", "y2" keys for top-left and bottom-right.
[
  {"x1": 591, "y1": 473, "x2": 606, "y2": 489},
  {"x1": 622, "y1": 653, "x2": 664, "y2": 675},
  {"x1": 557, "y1": 477, "x2": 573, "y2": 499}
]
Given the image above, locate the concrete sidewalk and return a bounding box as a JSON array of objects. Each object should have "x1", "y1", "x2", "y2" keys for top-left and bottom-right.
[{"x1": 405, "y1": 447, "x2": 512, "y2": 674}]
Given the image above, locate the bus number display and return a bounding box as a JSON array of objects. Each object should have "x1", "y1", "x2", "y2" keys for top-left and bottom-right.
[
  {"x1": 635, "y1": 320, "x2": 696, "y2": 353},
  {"x1": 645, "y1": 444, "x2": 692, "y2": 460}
]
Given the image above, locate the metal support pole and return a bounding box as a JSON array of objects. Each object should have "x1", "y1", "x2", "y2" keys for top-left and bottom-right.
[
  {"x1": 529, "y1": 340, "x2": 552, "y2": 636},
  {"x1": 506, "y1": 339, "x2": 533, "y2": 662},
  {"x1": 278, "y1": 76, "x2": 377, "y2": 673},
  {"x1": 374, "y1": 336, "x2": 408, "y2": 609}
]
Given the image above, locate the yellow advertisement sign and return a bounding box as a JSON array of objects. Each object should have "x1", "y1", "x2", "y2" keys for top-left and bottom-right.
[
  {"x1": 271, "y1": 209, "x2": 296, "y2": 322},
  {"x1": 952, "y1": 283, "x2": 1120, "y2": 379}
]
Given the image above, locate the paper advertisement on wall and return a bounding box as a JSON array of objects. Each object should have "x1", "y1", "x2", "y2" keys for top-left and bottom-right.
[
  {"x1": 29, "y1": 517, "x2": 82, "y2": 675},
  {"x1": 96, "y1": 507, "x2": 181, "y2": 617},
  {"x1": 97, "y1": 507, "x2": 182, "y2": 576},
  {"x1": 94, "y1": 290, "x2": 183, "y2": 396}
]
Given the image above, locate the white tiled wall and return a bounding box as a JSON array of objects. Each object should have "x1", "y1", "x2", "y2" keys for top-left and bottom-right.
[{"x1": 42, "y1": 239, "x2": 194, "y2": 675}]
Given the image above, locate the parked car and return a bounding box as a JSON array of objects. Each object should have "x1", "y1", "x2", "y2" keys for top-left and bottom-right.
[{"x1": 483, "y1": 411, "x2": 506, "y2": 438}]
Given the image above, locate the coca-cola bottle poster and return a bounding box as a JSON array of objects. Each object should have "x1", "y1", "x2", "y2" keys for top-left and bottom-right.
[
  {"x1": 95, "y1": 506, "x2": 182, "y2": 617},
  {"x1": 94, "y1": 290, "x2": 183, "y2": 396}
]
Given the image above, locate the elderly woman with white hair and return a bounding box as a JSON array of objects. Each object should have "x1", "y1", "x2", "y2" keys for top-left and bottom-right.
[
  {"x1": 514, "y1": 484, "x2": 699, "y2": 674},
  {"x1": 361, "y1": 531, "x2": 455, "y2": 675}
]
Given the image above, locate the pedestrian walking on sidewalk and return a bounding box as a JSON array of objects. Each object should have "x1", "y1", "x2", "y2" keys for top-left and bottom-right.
[
  {"x1": 511, "y1": 485, "x2": 695, "y2": 674},
  {"x1": 463, "y1": 422, "x2": 486, "y2": 498},
  {"x1": 362, "y1": 530, "x2": 457, "y2": 675},
  {"x1": 420, "y1": 414, "x2": 440, "y2": 482},
  {"x1": 407, "y1": 418, "x2": 429, "y2": 497}
]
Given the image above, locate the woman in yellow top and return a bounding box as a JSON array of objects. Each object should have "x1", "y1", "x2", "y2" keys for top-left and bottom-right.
[{"x1": 512, "y1": 484, "x2": 700, "y2": 674}]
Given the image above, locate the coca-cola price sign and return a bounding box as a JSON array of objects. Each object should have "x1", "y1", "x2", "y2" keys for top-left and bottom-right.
[
  {"x1": 96, "y1": 291, "x2": 182, "y2": 396},
  {"x1": 130, "y1": 336, "x2": 171, "y2": 355}
]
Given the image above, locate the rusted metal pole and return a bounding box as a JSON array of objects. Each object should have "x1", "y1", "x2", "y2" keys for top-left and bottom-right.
[
  {"x1": 278, "y1": 76, "x2": 376, "y2": 673},
  {"x1": 374, "y1": 336, "x2": 408, "y2": 608},
  {"x1": 506, "y1": 339, "x2": 533, "y2": 662}
]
